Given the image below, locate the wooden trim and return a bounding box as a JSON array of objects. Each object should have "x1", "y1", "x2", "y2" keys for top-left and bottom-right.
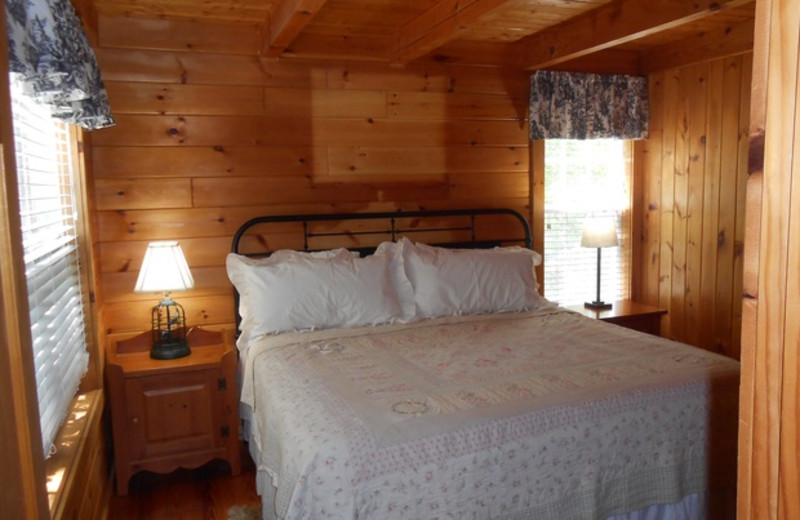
[
  {"x1": 630, "y1": 140, "x2": 646, "y2": 302},
  {"x1": 735, "y1": 0, "x2": 766, "y2": 513},
  {"x1": 529, "y1": 139, "x2": 545, "y2": 293},
  {"x1": 513, "y1": 0, "x2": 753, "y2": 70},
  {"x1": 0, "y1": 3, "x2": 49, "y2": 516},
  {"x1": 737, "y1": 0, "x2": 800, "y2": 517},
  {"x1": 72, "y1": 126, "x2": 104, "y2": 393}
]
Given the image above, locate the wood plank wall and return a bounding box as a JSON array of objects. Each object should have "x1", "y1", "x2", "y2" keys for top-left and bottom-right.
[
  {"x1": 636, "y1": 53, "x2": 752, "y2": 360},
  {"x1": 90, "y1": 15, "x2": 531, "y2": 342}
]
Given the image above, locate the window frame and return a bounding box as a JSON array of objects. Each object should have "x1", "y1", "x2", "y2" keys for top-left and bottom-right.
[
  {"x1": 0, "y1": 53, "x2": 51, "y2": 520},
  {"x1": 1, "y1": 84, "x2": 101, "y2": 517},
  {"x1": 45, "y1": 123, "x2": 103, "y2": 514}
]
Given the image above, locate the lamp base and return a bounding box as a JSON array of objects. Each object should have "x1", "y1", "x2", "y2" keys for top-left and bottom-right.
[
  {"x1": 150, "y1": 341, "x2": 191, "y2": 360},
  {"x1": 584, "y1": 301, "x2": 612, "y2": 310}
]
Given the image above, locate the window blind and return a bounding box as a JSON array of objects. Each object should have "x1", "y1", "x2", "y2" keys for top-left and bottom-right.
[
  {"x1": 10, "y1": 76, "x2": 89, "y2": 456},
  {"x1": 543, "y1": 139, "x2": 631, "y2": 306}
]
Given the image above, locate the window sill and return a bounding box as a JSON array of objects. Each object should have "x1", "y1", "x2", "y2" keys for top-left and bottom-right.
[{"x1": 45, "y1": 389, "x2": 104, "y2": 519}]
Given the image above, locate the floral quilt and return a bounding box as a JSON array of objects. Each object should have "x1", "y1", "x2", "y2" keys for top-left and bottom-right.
[{"x1": 240, "y1": 308, "x2": 739, "y2": 520}]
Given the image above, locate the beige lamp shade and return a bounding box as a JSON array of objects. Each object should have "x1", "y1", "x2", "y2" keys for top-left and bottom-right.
[
  {"x1": 134, "y1": 241, "x2": 195, "y2": 293},
  {"x1": 580, "y1": 218, "x2": 619, "y2": 249}
]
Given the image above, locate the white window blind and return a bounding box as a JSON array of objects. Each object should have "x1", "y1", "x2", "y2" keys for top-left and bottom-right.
[
  {"x1": 9, "y1": 76, "x2": 89, "y2": 457},
  {"x1": 543, "y1": 139, "x2": 631, "y2": 306}
]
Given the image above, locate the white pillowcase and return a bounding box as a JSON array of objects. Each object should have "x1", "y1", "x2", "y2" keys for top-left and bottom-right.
[
  {"x1": 374, "y1": 240, "x2": 415, "y2": 310},
  {"x1": 398, "y1": 238, "x2": 543, "y2": 318},
  {"x1": 226, "y1": 248, "x2": 414, "y2": 344}
]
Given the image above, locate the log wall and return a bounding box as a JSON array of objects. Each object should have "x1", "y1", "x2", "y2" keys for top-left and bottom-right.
[
  {"x1": 636, "y1": 53, "x2": 752, "y2": 360},
  {"x1": 91, "y1": 15, "x2": 531, "y2": 342}
]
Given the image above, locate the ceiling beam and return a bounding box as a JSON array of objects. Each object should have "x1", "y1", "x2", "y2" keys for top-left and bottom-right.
[
  {"x1": 513, "y1": 0, "x2": 754, "y2": 70},
  {"x1": 639, "y1": 17, "x2": 755, "y2": 73},
  {"x1": 262, "y1": 0, "x2": 329, "y2": 57},
  {"x1": 550, "y1": 49, "x2": 642, "y2": 76},
  {"x1": 392, "y1": 0, "x2": 513, "y2": 64}
]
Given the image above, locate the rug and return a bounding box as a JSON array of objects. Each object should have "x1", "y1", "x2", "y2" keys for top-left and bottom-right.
[{"x1": 227, "y1": 504, "x2": 261, "y2": 520}]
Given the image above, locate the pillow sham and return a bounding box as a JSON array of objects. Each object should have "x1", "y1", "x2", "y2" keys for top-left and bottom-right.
[
  {"x1": 226, "y1": 249, "x2": 413, "y2": 344},
  {"x1": 398, "y1": 238, "x2": 543, "y2": 318}
]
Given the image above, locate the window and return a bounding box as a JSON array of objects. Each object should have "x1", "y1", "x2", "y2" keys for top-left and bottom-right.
[
  {"x1": 543, "y1": 139, "x2": 631, "y2": 305},
  {"x1": 9, "y1": 77, "x2": 89, "y2": 457}
]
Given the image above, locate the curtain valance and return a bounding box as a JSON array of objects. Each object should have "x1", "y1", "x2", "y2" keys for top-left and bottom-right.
[
  {"x1": 5, "y1": 0, "x2": 115, "y2": 130},
  {"x1": 529, "y1": 70, "x2": 648, "y2": 140}
]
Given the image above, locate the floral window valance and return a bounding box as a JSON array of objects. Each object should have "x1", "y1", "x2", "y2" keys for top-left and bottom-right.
[
  {"x1": 529, "y1": 70, "x2": 648, "y2": 140},
  {"x1": 5, "y1": 0, "x2": 115, "y2": 130}
]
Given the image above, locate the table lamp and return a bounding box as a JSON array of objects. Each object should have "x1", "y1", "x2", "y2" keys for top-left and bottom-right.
[
  {"x1": 134, "y1": 241, "x2": 195, "y2": 359},
  {"x1": 581, "y1": 217, "x2": 618, "y2": 310}
]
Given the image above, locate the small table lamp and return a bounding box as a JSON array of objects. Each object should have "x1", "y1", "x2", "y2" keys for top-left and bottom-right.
[
  {"x1": 581, "y1": 217, "x2": 618, "y2": 310},
  {"x1": 134, "y1": 241, "x2": 195, "y2": 359}
]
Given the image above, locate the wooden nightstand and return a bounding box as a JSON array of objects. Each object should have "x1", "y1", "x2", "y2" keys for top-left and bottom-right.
[
  {"x1": 567, "y1": 299, "x2": 667, "y2": 336},
  {"x1": 106, "y1": 327, "x2": 241, "y2": 495}
]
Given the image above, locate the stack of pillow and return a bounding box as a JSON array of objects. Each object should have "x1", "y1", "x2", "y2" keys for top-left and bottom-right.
[{"x1": 226, "y1": 237, "x2": 544, "y2": 349}]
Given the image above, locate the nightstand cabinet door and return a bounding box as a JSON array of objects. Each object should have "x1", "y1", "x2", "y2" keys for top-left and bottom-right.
[{"x1": 125, "y1": 369, "x2": 220, "y2": 461}]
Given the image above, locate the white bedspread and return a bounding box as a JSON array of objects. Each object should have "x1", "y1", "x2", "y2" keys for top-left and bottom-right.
[{"x1": 240, "y1": 308, "x2": 739, "y2": 520}]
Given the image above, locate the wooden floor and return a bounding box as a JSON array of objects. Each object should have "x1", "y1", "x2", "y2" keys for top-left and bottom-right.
[{"x1": 106, "y1": 443, "x2": 261, "y2": 520}]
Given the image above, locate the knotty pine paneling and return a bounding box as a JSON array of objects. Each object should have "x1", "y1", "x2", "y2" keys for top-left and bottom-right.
[
  {"x1": 105, "y1": 82, "x2": 265, "y2": 116},
  {"x1": 95, "y1": 178, "x2": 193, "y2": 210},
  {"x1": 95, "y1": 48, "x2": 329, "y2": 87},
  {"x1": 92, "y1": 14, "x2": 532, "y2": 336},
  {"x1": 91, "y1": 115, "x2": 528, "y2": 148},
  {"x1": 92, "y1": 146, "x2": 326, "y2": 178},
  {"x1": 327, "y1": 146, "x2": 528, "y2": 175},
  {"x1": 636, "y1": 53, "x2": 751, "y2": 359},
  {"x1": 97, "y1": 15, "x2": 262, "y2": 55}
]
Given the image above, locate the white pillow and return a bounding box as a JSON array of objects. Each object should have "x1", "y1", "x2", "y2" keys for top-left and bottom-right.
[
  {"x1": 227, "y1": 248, "x2": 355, "y2": 332},
  {"x1": 413, "y1": 241, "x2": 543, "y2": 269},
  {"x1": 399, "y1": 238, "x2": 543, "y2": 318},
  {"x1": 226, "y1": 249, "x2": 413, "y2": 342},
  {"x1": 374, "y1": 240, "x2": 415, "y2": 313},
  {"x1": 233, "y1": 247, "x2": 355, "y2": 266}
]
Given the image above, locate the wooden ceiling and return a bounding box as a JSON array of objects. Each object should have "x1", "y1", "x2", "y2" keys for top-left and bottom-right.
[{"x1": 88, "y1": 0, "x2": 755, "y2": 71}]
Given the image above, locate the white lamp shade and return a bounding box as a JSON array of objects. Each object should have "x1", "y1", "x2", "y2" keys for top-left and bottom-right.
[
  {"x1": 134, "y1": 241, "x2": 195, "y2": 293},
  {"x1": 580, "y1": 218, "x2": 619, "y2": 248}
]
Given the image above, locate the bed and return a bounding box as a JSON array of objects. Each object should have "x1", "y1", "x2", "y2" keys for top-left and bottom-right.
[{"x1": 227, "y1": 209, "x2": 739, "y2": 520}]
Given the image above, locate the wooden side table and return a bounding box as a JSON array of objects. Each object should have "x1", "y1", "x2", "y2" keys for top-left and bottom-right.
[
  {"x1": 567, "y1": 299, "x2": 667, "y2": 336},
  {"x1": 106, "y1": 327, "x2": 240, "y2": 495}
]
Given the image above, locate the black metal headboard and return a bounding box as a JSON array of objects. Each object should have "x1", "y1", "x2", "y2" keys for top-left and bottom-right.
[{"x1": 229, "y1": 208, "x2": 532, "y2": 331}]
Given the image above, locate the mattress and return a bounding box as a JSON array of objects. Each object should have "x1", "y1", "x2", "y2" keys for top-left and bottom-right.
[{"x1": 239, "y1": 307, "x2": 740, "y2": 520}]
